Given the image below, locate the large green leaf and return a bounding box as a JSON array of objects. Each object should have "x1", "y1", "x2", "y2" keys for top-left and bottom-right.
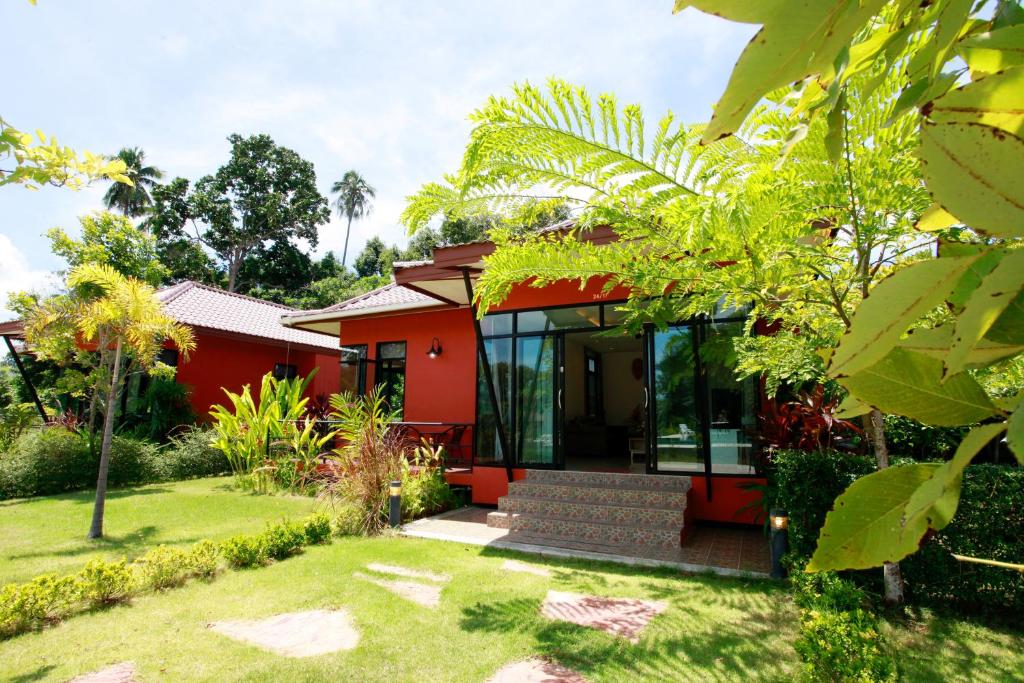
[
  {"x1": 900, "y1": 324, "x2": 1024, "y2": 368},
  {"x1": 839, "y1": 347, "x2": 998, "y2": 426},
  {"x1": 829, "y1": 256, "x2": 979, "y2": 378},
  {"x1": 919, "y1": 121, "x2": 1024, "y2": 238},
  {"x1": 957, "y1": 25, "x2": 1024, "y2": 75},
  {"x1": 1009, "y1": 405, "x2": 1024, "y2": 465},
  {"x1": 834, "y1": 393, "x2": 870, "y2": 419},
  {"x1": 985, "y1": 290, "x2": 1024, "y2": 344},
  {"x1": 675, "y1": 0, "x2": 886, "y2": 143},
  {"x1": 947, "y1": 248, "x2": 1024, "y2": 375},
  {"x1": 807, "y1": 463, "x2": 943, "y2": 572},
  {"x1": 903, "y1": 422, "x2": 1007, "y2": 541},
  {"x1": 925, "y1": 66, "x2": 1024, "y2": 137}
]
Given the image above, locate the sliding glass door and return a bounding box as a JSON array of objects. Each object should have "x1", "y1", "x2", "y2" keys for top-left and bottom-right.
[
  {"x1": 516, "y1": 335, "x2": 560, "y2": 466},
  {"x1": 647, "y1": 325, "x2": 704, "y2": 473}
]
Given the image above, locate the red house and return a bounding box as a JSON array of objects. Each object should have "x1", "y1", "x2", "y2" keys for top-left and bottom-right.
[
  {"x1": 282, "y1": 224, "x2": 765, "y2": 551},
  {"x1": 0, "y1": 281, "x2": 341, "y2": 422},
  {"x1": 156, "y1": 281, "x2": 341, "y2": 417}
]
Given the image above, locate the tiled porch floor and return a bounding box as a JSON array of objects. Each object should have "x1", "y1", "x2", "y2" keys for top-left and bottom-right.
[{"x1": 402, "y1": 506, "x2": 771, "y2": 577}]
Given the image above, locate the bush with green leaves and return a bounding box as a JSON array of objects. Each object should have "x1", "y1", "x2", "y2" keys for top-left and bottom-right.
[
  {"x1": 0, "y1": 402, "x2": 40, "y2": 452},
  {"x1": 882, "y1": 415, "x2": 967, "y2": 462},
  {"x1": 902, "y1": 465, "x2": 1024, "y2": 615},
  {"x1": 301, "y1": 513, "x2": 332, "y2": 545},
  {"x1": 791, "y1": 570, "x2": 867, "y2": 614},
  {"x1": 157, "y1": 426, "x2": 230, "y2": 481},
  {"x1": 76, "y1": 559, "x2": 134, "y2": 607},
  {"x1": 0, "y1": 574, "x2": 80, "y2": 637},
  {"x1": 185, "y1": 540, "x2": 221, "y2": 579},
  {"x1": 133, "y1": 545, "x2": 191, "y2": 590},
  {"x1": 0, "y1": 428, "x2": 162, "y2": 500},
  {"x1": 765, "y1": 450, "x2": 876, "y2": 562},
  {"x1": 262, "y1": 520, "x2": 305, "y2": 561},
  {"x1": 794, "y1": 607, "x2": 898, "y2": 683},
  {"x1": 220, "y1": 534, "x2": 268, "y2": 569},
  {"x1": 400, "y1": 441, "x2": 459, "y2": 522}
]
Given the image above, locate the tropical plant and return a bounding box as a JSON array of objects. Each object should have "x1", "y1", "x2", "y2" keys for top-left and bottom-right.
[
  {"x1": 102, "y1": 147, "x2": 163, "y2": 217},
  {"x1": 331, "y1": 169, "x2": 375, "y2": 268},
  {"x1": 759, "y1": 388, "x2": 863, "y2": 455},
  {"x1": 0, "y1": 118, "x2": 128, "y2": 190},
  {"x1": 664, "y1": 1, "x2": 1024, "y2": 583},
  {"x1": 12, "y1": 265, "x2": 194, "y2": 538},
  {"x1": 146, "y1": 134, "x2": 330, "y2": 292},
  {"x1": 0, "y1": 402, "x2": 40, "y2": 452}
]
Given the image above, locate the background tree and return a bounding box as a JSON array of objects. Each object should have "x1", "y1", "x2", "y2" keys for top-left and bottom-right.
[
  {"x1": 146, "y1": 134, "x2": 330, "y2": 292},
  {"x1": 102, "y1": 147, "x2": 163, "y2": 217},
  {"x1": 354, "y1": 237, "x2": 399, "y2": 278},
  {"x1": 331, "y1": 170, "x2": 375, "y2": 268},
  {"x1": 15, "y1": 264, "x2": 194, "y2": 538},
  {"x1": 47, "y1": 211, "x2": 168, "y2": 285}
]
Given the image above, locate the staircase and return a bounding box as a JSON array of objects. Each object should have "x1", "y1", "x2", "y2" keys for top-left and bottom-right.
[{"x1": 486, "y1": 470, "x2": 691, "y2": 558}]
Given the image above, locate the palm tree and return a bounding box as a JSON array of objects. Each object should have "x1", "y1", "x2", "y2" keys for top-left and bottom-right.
[
  {"x1": 331, "y1": 170, "x2": 375, "y2": 268},
  {"x1": 103, "y1": 147, "x2": 164, "y2": 217},
  {"x1": 21, "y1": 264, "x2": 195, "y2": 538}
]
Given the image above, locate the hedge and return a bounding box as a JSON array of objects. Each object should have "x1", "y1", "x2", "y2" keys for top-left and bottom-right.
[
  {"x1": 768, "y1": 450, "x2": 1024, "y2": 614},
  {"x1": 902, "y1": 465, "x2": 1024, "y2": 615},
  {"x1": 0, "y1": 426, "x2": 229, "y2": 500}
]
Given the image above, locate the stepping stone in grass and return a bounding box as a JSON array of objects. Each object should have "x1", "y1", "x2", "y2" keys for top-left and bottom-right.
[
  {"x1": 208, "y1": 609, "x2": 359, "y2": 657},
  {"x1": 502, "y1": 559, "x2": 552, "y2": 578},
  {"x1": 541, "y1": 590, "x2": 668, "y2": 643},
  {"x1": 487, "y1": 657, "x2": 588, "y2": 683},
  {"x1": 70, "y1": 662, "x2": 138, "y2": 683},
  {"x1": 365, "y1": 562, "x2": 450, "y2": 583},
  {"x1": 354, "y1": 571, "x2": 442, "y2": 608}
]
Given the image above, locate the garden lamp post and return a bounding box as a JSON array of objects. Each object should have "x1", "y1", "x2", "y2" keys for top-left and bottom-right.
[{"x1": 770, "y1": 508, "x2": 789, "y2": 579}]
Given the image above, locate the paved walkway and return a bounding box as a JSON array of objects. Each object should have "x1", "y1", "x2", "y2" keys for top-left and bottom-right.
[{"x1": 402, "y1": 506, "x2": 771, "y2": 577}]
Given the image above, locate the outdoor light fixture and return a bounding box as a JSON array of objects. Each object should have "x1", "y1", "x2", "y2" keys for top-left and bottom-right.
[
  {"x1": 770, "y1": 508, "x2": 789, "y2": 579},
  {"x1": 426, "y1": 337, "x2": 443, "y2": 358},
  {"x1": 389, "y1": 480, "x2": 402, "y2": 528}
]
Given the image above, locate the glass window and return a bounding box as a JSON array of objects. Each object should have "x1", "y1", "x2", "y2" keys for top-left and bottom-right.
[
  {"x1": 584, "y1": 348, "x2": 602, "y2": 419},
  {"x1": 340, "y1": 344, "x2": 367, "y2": 395},
  {"x1": 476, "y1": 338, "x2": 512, "y2": 464},
  {"x1": 480, "y1": 313, "x2": 513, "y2": 337},
  {"x1": 517, "y1": 305, "x2": 601, "y2": 333},
  {"x1": 273, "y1": 363, "x2": 298, "y2": 380},
  {"x1": 516, "y1": 336, "x2": 556, "y2": 465},
  {"x1": 602, "y1": 304, "x2": 629, "y2": 326},
  {"x1": 651, "y1": 326, "x2": 704, "y2": 473},
  {"x1": 157, "y1": 348, "x2": 179, "y2": 367},
  {"x1": 703, "y1": 321, "x2": 757, "y2": 475},
  {"x1": 375, "y1": 341, "x2": 406, "y2": 419}
]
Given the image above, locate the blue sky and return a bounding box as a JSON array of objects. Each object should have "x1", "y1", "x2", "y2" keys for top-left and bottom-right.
[{"x1": 1, "y1": 1, "x2": 755, "y2": 318}]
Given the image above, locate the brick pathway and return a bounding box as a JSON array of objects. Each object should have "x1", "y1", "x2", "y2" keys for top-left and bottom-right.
[
  {"x1": 208, "y1": 609, "x2": 359, "y2": 657},
  {"x1": 541, "y1": 590, "x2": 667, "y2": 642},
  {"x1": 487, "y1": 657, "x2": 588, "y2": 682}
]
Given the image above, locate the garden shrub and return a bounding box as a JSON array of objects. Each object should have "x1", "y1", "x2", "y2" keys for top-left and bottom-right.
[
  {"x1": 0, "y1": 574, "x2": 80, "y2": 637},
  {"x1": 301, "y1": 513, "x2": 333, "y2": 545},
  {"x1": 262, "y1": 521, "x2": 305, "y2": 560},
  {"x1": 794, "y1": 607, "x2": 898, "y2": 682},
  {"x1": 882, "y1": 414, "x2": 966, "y2": 461},
  {"x1": 0, "y1": 428, "x2": 162, "y2": 499},
  {"x1": 220, "y1": 534, "x2": 268, "y2": 568},
  {"x1": 400, "y1": 441, "x2": 459, "y2": 522},
  {"x1": 329, "y1": 501, "x2": 366, "y2": 536},
  {"x1": 185, "y1": 540, "x2": 221, "y2": 579},
  {"x1": 766, "y1": 449, "x2": 876, "y2": 561},
  {"x1": 133, "y1": 545, "x2": 191, "y2": 590},
  {"x1": 791, "y1": 570, "x2": 867, "y2": 613},
  {"x1": 76, "y1": 559, "x2": 134, "y2": 607},
  {"x1": 156, "y1": 426, "x2": 230, "y2": 481},
  {"x1": 902, "y1": 464, "x2": 1024, "y2": 615}
]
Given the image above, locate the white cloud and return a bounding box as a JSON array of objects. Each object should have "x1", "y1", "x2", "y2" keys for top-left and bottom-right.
[{"x1": 0, "y1": 235, "x2": 60, "y2": 320}]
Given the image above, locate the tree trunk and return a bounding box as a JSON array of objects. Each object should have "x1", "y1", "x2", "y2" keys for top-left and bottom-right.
[
  {"x1": 88, "y1": 339, "x2": 122, "y2": 540},
  {"x1": 227, "y1": 259, "x2": 239, "y2": 293},
  {"x1": 869, "y1": 408, "x2": 905, "y2": 604},
  {"x1": 341, "y1": 215, "x2": 353, "y2": 268}
]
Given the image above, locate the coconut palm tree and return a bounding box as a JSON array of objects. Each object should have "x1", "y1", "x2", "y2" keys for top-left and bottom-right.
[
  {"x1": 331, "y1": 170, "x2": 375, "y2": 268},
  {"x1": 103, "y1": 147, "x2": 164, "y2": 217}
]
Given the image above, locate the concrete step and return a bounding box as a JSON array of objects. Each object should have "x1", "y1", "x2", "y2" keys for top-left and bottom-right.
[
  {"x1": 508, "y1": 481, "x2": 688, "y2": 509},
  {"x1": 497, "y1": 495, "x2": 685, "y2": 528},
  {"x1": 525, "y1": 469, "x2": 691, "y2": 492},
  {"x1": 506, "y1": 513, "x2": 682, "y2": 550},
  {"x1": 501, "y1": 532, "x2": 685, "y2": 562}
]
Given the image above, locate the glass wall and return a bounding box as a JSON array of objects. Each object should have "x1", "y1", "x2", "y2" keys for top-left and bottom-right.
[
  {"x1": 516, "y1": 335, "x2": 556, "y2": 465},
  {"x1": 703, "y1": 321, "x2": 757, "y2": 474},
  {"x1": 651, "y1": 325, "x2": 703, "y2": 473},
  {"x1": 476, "y1": 338, "x2": 512, "y2": 464}
]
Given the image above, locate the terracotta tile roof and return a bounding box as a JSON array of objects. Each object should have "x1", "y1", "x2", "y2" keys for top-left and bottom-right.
[
  {"x1": 156, "y1": 281, "x2": 338, "y2": 350},
  {"x1": 283, "y1": 282, "x2": 441, "y2": 319}
]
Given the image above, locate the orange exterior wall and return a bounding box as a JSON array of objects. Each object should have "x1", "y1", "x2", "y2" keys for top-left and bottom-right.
[
  {"x1": 175, "y1": 331, "x2": 340, "y2": 420},
  {"x1": 340, "y1": 277, "x2": 764, "y2": 524}
]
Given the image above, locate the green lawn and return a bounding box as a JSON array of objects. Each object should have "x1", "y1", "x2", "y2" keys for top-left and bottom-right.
[
  {"x1": 0, "y1": 477, "x2": 316, "y2": 584},
  {"x1": 1, "y1": 481, "x2": 1021, "y2": 682}
]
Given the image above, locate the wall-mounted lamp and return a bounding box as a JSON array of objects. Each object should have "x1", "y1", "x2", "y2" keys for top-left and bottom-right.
[{"x1": 426, "y1": 337, "x2": 443, "y2": 358}]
